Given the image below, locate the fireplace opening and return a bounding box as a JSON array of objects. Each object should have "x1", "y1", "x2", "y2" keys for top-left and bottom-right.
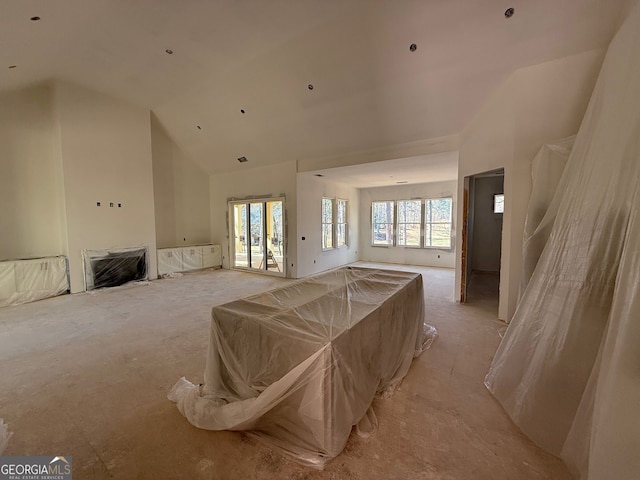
[{"x1": 83, "y1": 247, "x2": 148, "y2": 291}]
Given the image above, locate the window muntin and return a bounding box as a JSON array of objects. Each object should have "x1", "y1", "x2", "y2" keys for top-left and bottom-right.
[{"x1": 372, "y1": 201, "x2": 395, "y2": 246}]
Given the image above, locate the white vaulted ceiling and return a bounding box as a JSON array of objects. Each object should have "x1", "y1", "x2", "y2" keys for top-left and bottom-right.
[{"x1": 0, "y1": 0, "x2": 633, "y2": 174}]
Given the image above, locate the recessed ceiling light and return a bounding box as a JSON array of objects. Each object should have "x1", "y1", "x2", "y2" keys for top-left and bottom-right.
[
  {"x1": 165, "y1": 49, "x2": 174, "y2": 55},
  {"x1": 314, "y1": 174, "x2": 324, "y2": 177},
  {"x1": 196, "y1": 125, "x2": 202, "y2": 130},
  {"x1": 237, "y1": 156, "x2": 248, "y2": 163},
  {"x1": 30, "y1": 16, "x2": 40, "y2": 21},
  {"x1": 307, "y1": 84, "x2": 314, "y2": 90},
  {"x1": 504, "y1": 7, "x2": 515, "y2": 18},
  {"x1": 396, "y1": 181, "x2": 408, "y2": 184},
  {"x1": 240, "y1": 109, "x2": 245, "y2": 114},
  {"x1": 409, "y1": 43, "x2": 417, "y2": 52},
  {"x1": 8, "y1": 65, "x2": 17, "y2": 69}
]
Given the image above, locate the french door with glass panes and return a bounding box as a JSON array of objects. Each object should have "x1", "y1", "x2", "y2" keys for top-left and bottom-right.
[{"x1": 229, "y1": 197, "x2": 284, "y2": 276}]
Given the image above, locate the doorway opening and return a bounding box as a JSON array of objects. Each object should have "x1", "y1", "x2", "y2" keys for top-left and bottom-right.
[
  {"x1": 461, "y1": 169, "x2": 504, "y2": 314},
  {"x1": 229, "y1": 197, "x2": 285, "y2": 276}
]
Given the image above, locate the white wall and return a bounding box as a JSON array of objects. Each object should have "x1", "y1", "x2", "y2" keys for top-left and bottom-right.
[
  {"x1": 151, "y1": 115, "x2": 211, "y2": 248},
  {"x1": 296, "y1": 175, "x2": 359, "y2": 278},
  {"x1": 470, "y1": 176, "x2": 503, "y2": 272},
  {"x1": 0, "y1": 84, "x2": 67, "y2": 261},
  {"x1": 55, "y1": 82, "x2": 157, "y2": 292},
  {"x1": 210, "y1": 161, "x2": 298, "y2": 277},
  {"x1": 456, "y1": 49, "x2": 605, "y2": 320},
  {"x1": 359, "y1": 180, "x2": 457, "y2": 269}
]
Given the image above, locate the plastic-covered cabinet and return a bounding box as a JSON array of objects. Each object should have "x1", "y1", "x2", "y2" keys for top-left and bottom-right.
[
  {"x1": 157, "y1": 248, "x2": 184, "y2": 275},
  {"x1": 0, "y1": 262, "x2": 18, "y2": 307},
  {"x1": 202, "y1": 245, "x2": 222, "y2": 268},
  {"x1": 183, "y1": 247, "x2": 203, "y2": 271},
  {"x1": 158, "y1": 244, "x2": 222, "y2": 275},
  {"x1": 0, "y1": 257, "x2": 68, "y2": 306},
  {"x1": 15, "y1": 257, "x2": 67, "y2": 294}
]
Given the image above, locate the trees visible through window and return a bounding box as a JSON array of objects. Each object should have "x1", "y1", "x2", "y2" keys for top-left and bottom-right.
[
  {"x1": 323, "y1": 198, "x2": 349, "y2": 249},
  {"x1": 397, "y1": 200, "x2": 422, "y2": 247},
  {"x1": 229, "y1": 197, "x2": 284, "y2": 274},
  {"x1": 322, "y1": 198, "x2": 333, "y2": 249},
  {"x1": 425, "y1": 198, "x2": 452, "y2": 248},
  {"x1": 371, "y1": 197, "x2": 453, "y2": 249},
  {"x1": 372, "y1": 201, "x2": 395, "y2": 246},
  {"x1": 336, "y1": 199, "x2": 347, "y2": 247}
]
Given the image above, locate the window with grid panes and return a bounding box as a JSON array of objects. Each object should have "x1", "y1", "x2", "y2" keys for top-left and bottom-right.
[
  {"x1": 372, "y1": 201, "x2": 395, "y2": 246},
  {"x1": 424, "y1": 197, "x2": 452, "y2": 248},
  {"x1": 397, "y1": 199, "x2": 422, "y2": 247}
]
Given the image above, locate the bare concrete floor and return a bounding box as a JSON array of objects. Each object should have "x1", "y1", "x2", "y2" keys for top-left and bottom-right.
[{"x1": 0, "y1": 263, "x2": 572, "y2": 479}]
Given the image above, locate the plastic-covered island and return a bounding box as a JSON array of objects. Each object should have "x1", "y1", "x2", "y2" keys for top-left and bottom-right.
[{"x1": 169, "y1": 266, "x2": 436, "y2": 468}]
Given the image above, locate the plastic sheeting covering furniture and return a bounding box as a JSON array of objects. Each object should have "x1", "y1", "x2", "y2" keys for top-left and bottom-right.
[
  {"x1": 169, "y1": 266, "x2": 436, "y2": 468},
  {"x1": 157, "y1": 244, "x2": 222, "y2": 276},
  {"x1": 486, "y1": 2, "x2": 640, "y2": 479},
  {"x1": 0, "y1": 256, "x2": 68, "y2": 307}
]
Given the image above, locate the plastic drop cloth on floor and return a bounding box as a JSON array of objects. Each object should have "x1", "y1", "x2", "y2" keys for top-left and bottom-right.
[
  {"x1": 169, "y1": 266, "x2": 436, "y2": 468},
  {"x1": 486, "y1": 2, "x2": 640, "y2": 479}
]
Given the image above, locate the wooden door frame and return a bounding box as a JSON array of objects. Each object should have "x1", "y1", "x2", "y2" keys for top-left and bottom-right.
[{"x1": 460, "y1": 179, "x2": 469, "y2": 303}]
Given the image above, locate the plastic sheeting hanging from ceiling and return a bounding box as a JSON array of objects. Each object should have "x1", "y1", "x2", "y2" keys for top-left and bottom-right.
[
  {"x1": 485, "y1": 2, "x2": 640, "y2": 479},
  {"x1": 519, "y1": 135, "x2": 574, "y2": 298}
]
